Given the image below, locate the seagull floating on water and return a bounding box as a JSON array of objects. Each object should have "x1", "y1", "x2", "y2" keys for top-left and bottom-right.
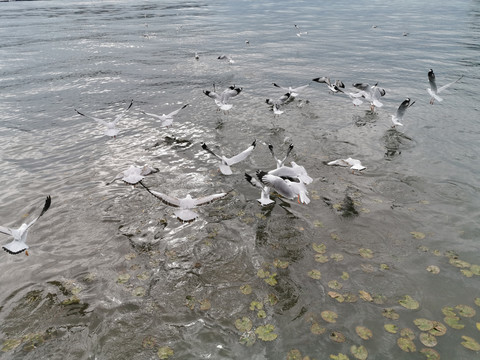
[
  {"x1": 1, "y1": 196, "x2": 51, "y2": 255},
  {"x1": 391, "y1": 98, "x2": 415, "y2": 127},
  {"x1": 352, "y1": 83, "x2": 386, "y2": 111},
  {"x1": 140, "y1": 104, "x2": 188, "y2": 128},
  {"x1": 202, "y1": 140, "x2": 256, "y2": 175},
  {"x1": 427, "y1": 69, "x2": 463, "y2": 105},
  {"x1": 327, "y1": 157, "x2": 366, "y2": 171},
  {"x1": 203, "y1": 84, "x2": 242, "y2": 111},
  {"x1": 256, "y1": 171, "x2": 310, "y2": 204},
  {"x1": 312, "y1": 77, "x2": 345, "y2": 93},
  {"x1": 140, "y1": 183, "x2": 228, "y2": 222},
  {"x1": 218, "y1": 54, "x2": 235, "y2": 64},
  {"x1": 75, "y1": 100, "x2": 133, "y2": 138},
  {"x1": 294, "y1": 24, "x2": 308, "y2": 37},
  {"x1": 245, "y1": 173, "x2": 274, "y2": 206},
  {"x1": 106, "y1": 165, "x2": 159, "y2": 185},
  {"x1": 273, "y1": 83, "x2": 309, "y2": 98}
]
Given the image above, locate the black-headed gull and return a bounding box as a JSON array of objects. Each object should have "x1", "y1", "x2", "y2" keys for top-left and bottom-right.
[
  {"x1": 391, "y1": 98, "x2": 415, "y2": 127},
  {"x1": 245, "y1": 173, "x2": 274, "y2": 206},
  {"x1": 427, "y1": 69, "x2": 463, "y2": 105},
  {"x1": 352, "y1": 83, "x2": 386, "y2": 111},
  {"x1": 140, "y1": 104, "x2": 188, "y2": 128},
  {"x1": 268, "y1": 143, "x2": 294, "y2": 168},
  {"x1": 106, "y1": 165, "x2": 159, "y2": 185},
  {"x1": 256, "y1": 171, "x2": 310, "y2": 204},
  {"x1": 201, "y1": 140, "x2": 256, "y2": 175},
  {"x1": 268, "y1": 162, "x2": 313, "y2": 185},
  {"x1": 327, "y1": 157, "x2": 366, "y2": 171},
  {"x1": 1, "y1": 196, "x2": 51, "y2": 255},
  {"x1": 140, "y1": 183, "x2": 228, "y2": 222},
  {"x1": 218, "y1": 54, "x2": 235, "y2": 64},
  {"x1": 203, "y1": 84, "x2": 242, "y2": 111},
  {"x1": 312, "y1": 77, "x2": 345, "y2": 93},
  {"x1": 75, "y1": 100, "x2": 133, "y2": 138},
  {"x1": 273, "y1": 83, "x2": 309, "y2": 98},
  {"x1": 294, "y1": 24, "x2": 308, "y2": 37},
  {"x1": 266, "y1": 92, "x2": 292, "y2": 115}
]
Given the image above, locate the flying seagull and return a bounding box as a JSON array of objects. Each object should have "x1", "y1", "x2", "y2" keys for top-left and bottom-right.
[
  {"x1": 203, "y1": 84, "x2": 242, "y2": 111},
  {"x1": 312, "y1": 77, "x2": 345, "y2": 93},
  {"x1": 273, "y1": 83, "x2": 309, "y2": 98},
  {"x1": 268, "y1": 162, "x2": 313, "y2": 185},
  {"x1": 245, "y1": 173, "x2": 275, "y2": 206},
  {"x1": 294, "y1": 24, "x2": 308, "y2": 37},
  {"x1": 1, "y1": 196, "x2": 51, "y2": 255},
  {"x1": 75, "y1": 100, "x2": 133, "y2": 138},
  {"x1": 327, "y1": 157, "x2": 366, "y2": 171},
  {"x1": 106, "y1": 165, "x2": 159, "y2": 185},
  {"x1": 427, "y1": 69, "x2": 463, "y2": 105},
  {"x1": 140, "y1": 183, "x2": 227, "y2": 222},
  {"x1": 391, "y1": 98, "x2": 415, "y2": 127},
  {"x1": 265, "y1": 92, "x2": 293, "y2": 115},
  {"x1": 140, "y1": 104, "x2": 188, "y2": 127},
  {"x1": 201, "y1": 140, "x2": 256, "y2": 175},
  {"x1": 352, "y1": 83, "x2": 386, "y2": 111},
  {"x1": 256, "y1": 171, "x2": 310, "y2": 204}
]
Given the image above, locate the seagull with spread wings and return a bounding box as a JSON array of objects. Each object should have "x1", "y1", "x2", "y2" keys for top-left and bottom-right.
[
  {"x1": 201, "y1": 140, "x2": 256, "y2": 175},
  {"x1": 427, "y1": 69, "x2": 463, "y2": 105},
  {"x1": 140, "y1": 104, "x2": 188, "y2": 127}
]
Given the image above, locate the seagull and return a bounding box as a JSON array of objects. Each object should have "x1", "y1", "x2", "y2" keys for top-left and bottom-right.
[
  {"x1": 273, "y1": 83, "x2": 309, "y2": 98},
  {"x1": 294, "y1": 24, "x2": 308, "y2": 37},
  {"x1": 265, "y1": 92, "x2": 292, "y2": 115},
  {"x1": 218, "y1": 54, "x2": 235, "y2": 64},
  {"x1": 201, "y1": 140, "x2": 256, "y2": 175},
  {"x1": 203, "y1": 84, "x2": 242, "y2": 111},
  {"x1": 1, "y1": 196, "x2": 51, "y2": 255},
  {"x1": 140, "y1": 183, "x2": 228, "y2": 222},
  {"x1": 327, "y1": 157, "x2": 366, "y2": 171},
  {"x1": 268, "y1": 143, "x2": 294, "y2": 168},
  {"x1": 352, "y1": 83, "x2": 386, "y2": 111},
  {"x1": 75, "y1": 100, "x2": 133, "y2": 138},
  {"x1": 256, "y1": 171, "x2": 310, "y2": 204},
  {"x1": 268, "y1": 162, "x2": 313, "y2": 185},
  {"x1": 427, "y1": 69, "x2": 463, "y2": 105},
  {"x1": 140, "y1": 104, "x2": 188, "y2": 127},
  {"x1": 106, "y1": 165, "x2": 159, "y2": 185},
  {"x1": 391, "y1": 98, "x2": 415, "y2": 127},
  {"x1": 245, "y1": 173, "x2": 274, "y2": 206},
  {"x1": 312, "y1": 77, "x2": 345, "y2": 93},
  {"x1": 195, "y1": 52, "x2": 199, "y2": 60}
]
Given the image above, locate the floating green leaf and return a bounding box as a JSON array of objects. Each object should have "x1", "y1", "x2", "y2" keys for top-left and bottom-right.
[
  {"x1": 311, "y1": 322, "x2": 326, "y2": 335},
  {"x1": 308, "y1": 269, "x2": 322, "y2": 279},
  {"x1": 471, "y1": 264, "x2": 480, "y2": 275},
  {"x1": 137, "y1": 271, "x2": 150, "y2": 281},
  {"x1": 239, "y1": 331, "x2": 256, "y2": 346},
  {"x1": 359, "y1": 291, "x2": 373, "y2": 302},
  {"x1": 124, "y1": 253, "x2": 136, "y2": 260},
  {"x1": 477, "y1": 322, "x2": 480, "y2": 331},
  {"x1": 397, "y1": 337, "x2": 416, "y2": 352},
  {"x1": 273, "y1": 259, "x2": 289, "y2": 269},
  {"x1": 157, "y1": 346, "x2": 174, "y2": 359},
  {"x1": 267, "y1": 293, "x2": 278, "y2": 306},
  {"x1": 249, "y1": 301, "x2": 263, "y2": 311},
  {"x1": 411, "y1": 231, "x2": 425, "y2": 240},
  {"x1": 330, "y1": 354, "x2": 349, "y2": 360},
  {"x1": 257, "y1": 269, "x2": 269, "y2": 279},
  {"x1": 1, "y1": 338, "x2": 22, "y2": 352},
  {"x1": 380, "y1": 263, "x2": 390, "y2": 270},
  {"x1": 132, "y1": 287, "x2": 146, "y2": 297},
  {"x1": 355, "y1": 326, "x2": 373, "y2": 340},
  {"x1": 426, "y1": 265, "x2": 440, "y2": 274},
  {"x1": 321, "y1": 310, "x2": 338, "y2": 323},
  {"x1": 117, "y1": 273, "x2": 131, "y2": 284},
  {"x1": 264, "y1": 273, "x2": 278, "y2": 286},
  {"x1": 384, "y1": 324, "x2": 398, "y2": 334},
  {"x1": 414, "y1": 318, "x2": 434, "y2": 332},
  {"x1": 419, "y1": 348, "x2": 441, "y2": 360},
  {"x1": 456, "y1": 304, "x2": 476, "y2": 317},
  {"x1": 313, "y1": 220, "x2": 324, "y2": 228},
  {"x1": 449, "y1": 258, "x2": 471, "y2": 268},
  {"x1": 330, "y1": 331, "x2": 346, "y2": 343},
  {"x1": 315, "y1": 254, "x2": 330, "y2": 263},
  {"x1": 328, "y1": 291, "x2": 345, "y2": 303},
  {"x1": 341, "y1": 272, "x2": 350, "y2": 280},
  {"x1": 382, "y1": 308, "x2": 400, "y2": 320},
  {"x1": 331, "y1": 253, "x2": 344, "y2": 262},
  {"x1": 240, "y1": 284, "x2": 252, "y2": 295},
  {"x1": 255, "y1": 324, "x2": 278, "y2": 341},
  {"x1": 199, "y1": 299, "x2": 211, "y2": 311},
  {"x1": 373, "y1": 294, "x2": 387, "y2": 305},
  {"x1": 361, "y1": 264, "x2": 375, "y2": 273},
  {"x1": 235, "y1": 317, "x2": 253, "y2": 332},
  {"x1": 350, "y1": 345, "x2": 368, "y2": 360},
  {"x1": 419, "y1": 332, "x2": 437, "y2": 347},
  {"x1": 287, "y1": 349, "x2": 303, "y2": 360},
  {"x1": 142, "y1": 336, "x2": 156, "y2": 349},
  {"x1": 257, "y1": 310, "x2": 267, "y2": 318},
  {"x1": 312, "y1": 243, "x2": 327, "y2": 254},
  {"x1": 444, "y1": 316, "x2": 464, "y2": 329},
  {"x1": 428, "y1": 322, "x2": 447, "y2": 337},
  {"x1": 185, "y1": 295, "x2": 196, "y2": 310},
  {"x1": 344, "y1": 293, "x2": 358, "y2": 303},
  {"x1": 475, "y1": 298, "x2": 480, "y2": 307},
  {"x1": 328, "y1": 280, "x2": 343, "y2": 290},
  {"x1": 400, "y1": 328, "x2": 415, "y2": 340},
  {"x1": 399, "y1": 295, "x2": 420, "y2": 310},
  {"x1": 330, "y1": 233, "x2": 340, "y2": 241},
  {"x1": 461, "y1": 336, "x2": 480, "y2": 351},
  {"x1": 359, "y1": 248, "x2": 373, "y2": 259},
  {"x1": 441, "y1": 306, "x2": 456, "y2": 317}
]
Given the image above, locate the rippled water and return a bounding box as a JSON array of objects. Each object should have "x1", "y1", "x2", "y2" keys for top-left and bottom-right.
[{"x1": 0, "y1": 0, "x2": 479, "y2": 359}]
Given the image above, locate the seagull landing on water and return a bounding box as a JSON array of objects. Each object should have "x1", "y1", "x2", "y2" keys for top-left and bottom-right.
[
  {"x1": 427, "y1": 69, "x2": 463, "y2": 105},
  {"x1": 245, "y1": 173, "x2": 274, "y2": 206},
  {"x1": 312, "y1": 77, "x2": 345, "y2": 94},
  {"x1": 256, "y1": 171, "x2": 310, "y2": 204},
  {"x1": 268, "y1": 143, "x2": 294, "y2": 169},
  {"x1": 140, "y1": 104, "x2": 188, "y2": 128},
  {"x1": 327, "y1": 157, "x2": 366, "y2": 172},
  {"x1": 352, "y1": 83, "x2": 386, "y2": 111},
  {"x1": 106, "y1": 165, "x2": 159, "y2": 185},
  {"x1": 1, "y1": 196, "x2": 51, "y2": 256},
  {"x1": 75, "y1": 100, "x2": 133, "y2": 138},
  {"x1": 273, "y1": 83, "x2": 309, "y2": 98},
  {"x1": 203, "y1": 84, "x2": 242, "y2": 112},
  {"x1": 391, "y1": 98, "x2": 415, "y2": 127},
  {"x1": 201, "y1": 140, "x2": 256, "y2": 175},
  {"x1": 140, "y1": 183, "x2": 228, "y2": 222}
]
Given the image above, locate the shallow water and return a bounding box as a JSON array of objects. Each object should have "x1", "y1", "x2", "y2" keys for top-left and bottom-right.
[{"x1": 0, "y1": 0, "x2": 479, "y2": 359}]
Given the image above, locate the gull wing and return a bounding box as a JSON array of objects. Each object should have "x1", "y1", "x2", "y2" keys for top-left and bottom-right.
[
  {"x1": 221, "y1": 87, "x2": 242, "y2": 102},
  {"x1": 245, "y1": 173, "x2": 264, "y2": 190},
  {"x1": 312, "y1": 77, "x2": 331, "y2": 85},
  {"x1": 75, "y1": 109, "x2": 108, "y2": 126},
  {"x1": 140, "y1": 110, "x2": 167, "y2": 121},
  {"x1": 203, "y1": 90, "x2": 221, "y2": 101},
  {"x1": 428, "y1": 70, "x2": 437, "y2": 93},
  {"x1": 201, "y1": 143, "x2": 223, "y2": 160},
  {"x1": 193, "y1": 192, "x2": 228, "y2": 206},
  {"x1": 140, "y1": 183, "x2": 181, "y2": 207},
  {"x1": 395, "y1": 98, "x2": 415, "y2": 121},
  {"x1": 26, "y1": 195, "x2": 51, "y2": 229},
  {"x1": 260, "y1": 174, "x2": 295, "y2": 199},
  {"x1": 226, "y1": 140, "x2": 256, "y2": 165},
  {"x1": 291, "y1": 84, "x2": 310, "y2": 93},
  {"x1": 113, "y1": 100, "x2": 133, "y2": 124},
  {"x1": 0, "y1": 225, "x2": 13, "y2": 236},
  {"x1": 166, "y1": 104, "x2": 189, "y2": 117},
  {"x1": 437, "y1": 75, "x2": 463, "y2": 94}
]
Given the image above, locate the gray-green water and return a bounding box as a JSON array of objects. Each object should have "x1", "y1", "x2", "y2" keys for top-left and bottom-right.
[{"x1": 0, "y1": 0, "x2": 479, "y2": 359}]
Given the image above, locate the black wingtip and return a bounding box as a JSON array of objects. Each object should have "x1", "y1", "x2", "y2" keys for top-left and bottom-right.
[
  {"x1": 251, "y1": 139, "x2": 256, "y2": 147},
  {"x1": 39, "y1": 195, "x2": 51, "y2": 217},
  {"x1": 245, "y1": 172, "x2": 253, "y2": 182},
  {"x1": 2, "y1": 247, "x2": 26, "y2": 255},
  {"x1": 256, "y1": 170, "x2": 268, "y2": 183},
  {"x1": 203, "y1": 90, "x2": 211, "y2": 96},
  {"x1": 201, "y1": 142, "x2": 208, "y2": 150}
]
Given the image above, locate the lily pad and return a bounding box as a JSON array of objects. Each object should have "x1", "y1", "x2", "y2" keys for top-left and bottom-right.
[
  {"x1": 257, "y1": 310, "x2": 267, "y2": 318},
  {"x1": 308, "y1": 270, "x2": 322, "y2": 279},
  {"x1": 426, "y1": 265, "x2": 440, "y2": 274},
  {"x1": 461, "y1": 269, "x2": 474, "y2": 277},
  {"x1": 273, "y1": 259, "x2": 289, "y2": 269},
  {"x1": 314, "y1": 254, "x2": 330, "y2": 263},
  {"x1": 449, "y1": 258, "x2": 471, "y2": 268},
  {"x1": 264, "y1": 273, "x2": 278, "y2": 286},
  {"x1": 414, "y1": 318, "x2": 435, "y2": 331},
  {"x1": 185, "y1": 295, "x2": 196, "y2": 310},
  {"x1": 132, "y1": 286, "x2": 146, "y2": 297},
  {"x1": 239, "y1": 331, "x2": 256, "y2": 346},
  {"x1": 441, "y1": 306, "x2": 456, "y2": 317},
  {"x1": 287, "y1": 349, "x2": 303, "y2": 360},
  {"x1": 341, "y1": 272, "x2": 350, "y2": 280},
  {"x1": 137, "y1": 271, "x2": 150, "y2": 281},
  {"x1": 117, "y1": 273, "x2": 131, "y2": 284},
  {"x1": 344, "y1": 293, "x2": 358, "y2": 303},
  {"x1": 411, "y1": 231, "x2": 425, "y2": 240},
  {"x1": 382, "y1": 308, "x2": 400, "y2": 320},
  {"x1": 235, "y1": 317, "x2": 253, "y2": 332},
  {"x1": 328, "y1": 291, "x2": 345, "y2": 303},
  {"x1": 461, "y1": 336, "x2": 480, "y2": 351},
  {"x1": 355, "y1": 326, "x2": 373, "y2": 340},
  {"x1": 400, "y1": 328, "x2": 415, "y2": 340},
  {"x1": 257, "y1": 269, "x2": 269, "y2": 279},
  {"x1": 328, "y1": 280, "x2": 343, "y2": 290},
  {"x1": 267, "y1": 293, "x2": 278, "y2": 306},
  {"x1": 444, "y1": 316, "x2": 464, "y2": 329},
  {"x1": 476, "y1": 298, "x2": 480, "y2": 307},
  {"x1": 240, "y1": 284, "x2": 252, "y2": 295},
  {"x1": 312, "y1": 243, "x2": 327, "y2": 254},
  {"x1": 157, "y1": 346, "x2": 174, "y2": 359},
  {"x1": 399, "y1": 295, "x2": 420, "y2": 310},
  {"x1": 428, "y1": 322, "x2": 447, "y2": 337},
  {"x1": 456, "y1": 304, "x2": 476, "y2": 317},
  {"x1": 313, "y1": 220, "x2": 324, "y2": 228},
  {"x1": 331, "y1": 253, "x2": 344, "y2": 262},
  {"x1": 329, "y1": 354, "x2": 349, "y2": 360},
  {"x1": 330, "y1": 331, "x2": 346, "y2": 343},
  {"x1": 359, "y1": 248, "x2": 373, "y2": 259},
  {"x1": 350, "y1": 345, "x2": 368, "y2": 360},
  {"x1": 471, "y1": 264, "x2": 480, "y2": 275},
  {"x1": 250, "y1": 301, "x2": 263, "y2": 311},
  {"x1": 1, "y1": 338, "x2": 22, "y2": 352},
  {"x1": 384, "y1": 324, "x2": 398, "y2": 334},
  {"x1": 419, "y1": 348, "x2": 440, "y2": 360},
  {"x1": 255, "y1": 324, "x2": 278, "y2": 341},
  {"x1": 142, "y1": 336, "x2": 156, "y2": 349},
  {"x1": 311, "y1": 322, "x2": 326, "y2": 335},
  {"x1": 359, "y1": 291, "x2": 373, "y2": 302},
  {"x1": 330, "y1": 233, "x2": 340, "y2": 241},
  {"x1": 380, "y1": 263, "x2": 390, "y2": 270},
  {"x1": 321, "y1": 310, "x2": 338, "y2": 323},
  {"x1": 419, "y1": 332, "x2": 437, "y2": 347},
  {"x1": 199, "y1": 299, "x2": 211, "y2": 311},
  {"x1": 397, "y1": 337, "x2": 416, "y2": 352}
]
